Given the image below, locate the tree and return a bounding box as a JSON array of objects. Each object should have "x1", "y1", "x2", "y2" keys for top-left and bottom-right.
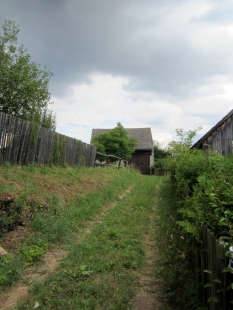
[
  {"x1": 152, "y1": 140, "x2": 170, "y2": 169},
  {"x1": 91, "y1": 122, "x2": 137, "y2": 162},
  {"x1": 0, "y1": 20, "x2": 56, "y2": 130},
  {"x1": 166, "y1": 127, "x2": 202, "y2": 187},
  {"x1": 153, "y1": 140, "x2": 170, "y2": 160}
]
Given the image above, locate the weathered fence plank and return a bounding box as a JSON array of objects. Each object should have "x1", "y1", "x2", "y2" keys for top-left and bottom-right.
[
  {"x1": 192, "y1": 225, "x2": 233, "y2": 309},
  {"x1": 0, "y1": 112, "x2": 96, "y2": 167}
]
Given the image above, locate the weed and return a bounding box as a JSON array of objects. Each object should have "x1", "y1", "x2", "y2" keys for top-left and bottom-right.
[
  {"x1": 3, "y1": 162, "x2": 11, "y2": 179},
  {"x1": 0, "y1": 254, "x2": 22, "y2": 287},
  {"x1": 19, "y1": 244, "x2": 48, "y2": 266}
]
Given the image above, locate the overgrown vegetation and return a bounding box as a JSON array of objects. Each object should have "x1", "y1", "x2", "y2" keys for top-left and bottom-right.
[
  {"x1": 166, "y1": 128, "x2": 233, "y2": 242},
  {"x1": 151, "y1": 140, "x2": 170, "y2": 170},
  {"x1": 156, "y1": 127, "x2": 233, "y2": 308},
  {"x1": 155, "y1": 179, "x2": 201, "y2": 309},
  {"x1": 0, "y1": 164, "x2": 142, "y2": 289}
]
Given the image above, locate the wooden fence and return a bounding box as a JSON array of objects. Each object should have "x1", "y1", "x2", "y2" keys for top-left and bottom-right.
[
  {"x1": 190, "y1": 225, "x2": 233, "y2": 309},
  {"x1": 0, "y1": 112, "x2": 96, "y2": 167}
]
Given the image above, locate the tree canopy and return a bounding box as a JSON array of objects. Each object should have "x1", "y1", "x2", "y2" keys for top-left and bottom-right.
[
  {"x1": 0, "y1": 20, "x2": 56, "y2": 130},
  {"x1": 91, "y1": 123, "x2": 137, "y2": 162}
]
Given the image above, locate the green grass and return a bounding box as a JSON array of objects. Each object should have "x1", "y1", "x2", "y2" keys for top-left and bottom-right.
[
  {"x1": 16, "y1": 176, "x2": 160, "y2": 310},
  {"x1": 0, "y1": 165, "x2": 142, "y2": 289}
]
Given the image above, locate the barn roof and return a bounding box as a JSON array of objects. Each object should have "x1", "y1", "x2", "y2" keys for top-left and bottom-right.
[
  {"x1": 192, "y1": 109, "x2": 233, "y2": 149},
  {"x1": 91, "y1": 127, "x2": 153, "y2": 150}
]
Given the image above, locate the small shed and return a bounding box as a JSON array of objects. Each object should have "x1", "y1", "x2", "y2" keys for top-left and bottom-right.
[
  {"x1": 191, "y1": 109, "x2": 233, "y2": 155},
  {"x1": 91, "y1": 127, "x2": 154, "y2": 175}
]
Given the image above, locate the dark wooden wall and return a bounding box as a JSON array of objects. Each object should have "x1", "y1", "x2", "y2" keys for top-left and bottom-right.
[
  {"x1": 198, "y1": 115, "x2": 233, "y2": 155},
  {"x1": 129, "y1": 153, "x2": 151, "y2": 175}
]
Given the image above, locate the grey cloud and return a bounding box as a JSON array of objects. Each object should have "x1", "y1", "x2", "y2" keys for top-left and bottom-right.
[{"x1": 1, "y1": 0, "x2": 232, "y2": 100}]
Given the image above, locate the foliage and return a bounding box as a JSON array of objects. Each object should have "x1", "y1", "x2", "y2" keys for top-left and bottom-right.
[
  {"x1": 151, "y1": 140, "x2": 170, "y2": 169},
  {"x1": 153, "y1": 140, "x2": 170, "y2": 160},
  {"x1": 166, "y1": 127, "x2": 233, "y2": 242},
  {"x1": 0, "y1": 20, "x2": 56, "y2": 130},
  {"x1": 91, "y1": 122, "x2": 137, "y2": 162},
  {"x1": 52, "y1": 133, "x2": 66, "y2": 165},
  {"x1": 165, "y1": 127, "x2": 233, "y2": 306},
  {"x1": 0, "y1": 198, "x2": 24, "y2": 237},
  {"x1": 0, "y1": 254, "x2": 22, "y2": 286},
  {"x1": 19, "y1": 244, "x2": 48, "y2": 266},
  {"x1": 155, "y1": 180, "x2": 201, "y2": 309}
]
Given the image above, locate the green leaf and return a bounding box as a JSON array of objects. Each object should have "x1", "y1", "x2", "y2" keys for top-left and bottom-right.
[
  {"x1": 214, "y1": 279, "x2": 221, "y2": 284},
  {"x1": 222, "y1": 267, "x2": 233, "y2": 273},
  {"x1": 204, "y1": 283, "x2": 213, "y2": 288},
  {"x1": 203, "y1": 269, "x2": 211, "y2": 274},
  {"x1": 225, "y1": 251, "x2": 233, "y2": 258},
  {"x1": 80, "y1": 264, "x2": 87, "y2": 271},
  {"x1": 207, "y1": 296, "x2": 218, "y2": 303},
  {"x1": 217, "y1": 289, "x2": 224, "y2": 293},
  {"x1": 81, "y1": 270, "x2": 93, "y2": 276},
  {"x1": 224, "y1": 210, "x2": 233, "y2": 215}
]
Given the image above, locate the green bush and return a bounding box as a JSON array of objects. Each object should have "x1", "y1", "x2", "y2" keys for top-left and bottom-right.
[
  {"x1": 160, "y1": 127, "x2": 233, "y2": 307},
  {"x1": 166, "y1": 128, "x2": 233, "y2": 243}
]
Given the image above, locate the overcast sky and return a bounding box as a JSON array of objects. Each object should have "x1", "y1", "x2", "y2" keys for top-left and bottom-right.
[{"x1": 1, "y1": 0, "x2": 233, "y2": 146}]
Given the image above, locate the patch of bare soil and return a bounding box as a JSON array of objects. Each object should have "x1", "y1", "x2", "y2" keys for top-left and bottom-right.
[
  {"x1": 0, "y1": 184, "x2": 135, "y2": 310},
  {"x1": 1, "y1": 226, "x2": 34, "y2": 254},
  {"x1": 129, "y1": 208, "x2": 165, "y2": 310},
  {"x1": 0, "y1": 247, "x2": 67, "y2": 310}
]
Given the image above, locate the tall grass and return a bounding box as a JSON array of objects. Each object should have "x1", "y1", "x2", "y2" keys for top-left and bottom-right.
[{"x1": 154, "y1": 177, "x2": 201, "y2": 310}]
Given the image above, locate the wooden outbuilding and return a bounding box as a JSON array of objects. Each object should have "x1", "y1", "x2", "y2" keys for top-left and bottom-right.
[
  {"x1": 192, "y1": 109, "x2": 233, "y2": 155},
  {"x1": 91, "y1": 127, "x2": 154, "y2": 175}
]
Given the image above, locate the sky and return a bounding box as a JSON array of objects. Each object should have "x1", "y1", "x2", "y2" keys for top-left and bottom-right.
[{"x1": 1, "y1": 0, "x2": 233, "y2": 146}]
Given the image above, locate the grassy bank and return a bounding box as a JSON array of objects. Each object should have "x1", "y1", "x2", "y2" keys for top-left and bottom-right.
[
  {"x1": 0, "y1": 165, "x2": 142, "y2": 290},
  {"x1": 15, "y1": 175, "x2": 159, "y2": 309}
]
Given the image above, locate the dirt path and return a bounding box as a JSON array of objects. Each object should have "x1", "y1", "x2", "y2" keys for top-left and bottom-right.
[
  {"x1": 0, "y1": 185, "x2": 134, "y2": 310},
  {"x1": 130, "y1": 186, "x2": 165, "y2": 310}
]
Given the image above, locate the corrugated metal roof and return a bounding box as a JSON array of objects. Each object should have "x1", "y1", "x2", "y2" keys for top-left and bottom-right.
[
  {"x1": 91, "y1": 127, "x2": 153, "y2": 150},
  {"x1": 192, "y1": 109, "x2": 233, "y2": 149}
]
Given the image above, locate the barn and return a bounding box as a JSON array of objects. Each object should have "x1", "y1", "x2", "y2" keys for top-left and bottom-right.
[
  {"x1": 191, "y1": 109, "x2": 233, "y2": 155},
  {"x1": 91, "y1": 127, "x2": 154, "y2": 175}
]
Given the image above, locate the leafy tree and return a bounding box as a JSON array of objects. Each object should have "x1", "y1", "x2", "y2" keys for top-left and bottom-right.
[
  {"x1": 151, "y1": 140, "x2": 170, "y2": 169},
  {"x1": 0, "y1": 20, "x2": 56, "y2": 130},
  {"x1": 91, "y1": 122, "x2": 137, "y2": 162}
]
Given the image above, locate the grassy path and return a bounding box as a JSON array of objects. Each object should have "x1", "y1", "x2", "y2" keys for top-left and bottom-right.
[{"x1": 3, "y1": 175, "x2": 164, "y2": 310}]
